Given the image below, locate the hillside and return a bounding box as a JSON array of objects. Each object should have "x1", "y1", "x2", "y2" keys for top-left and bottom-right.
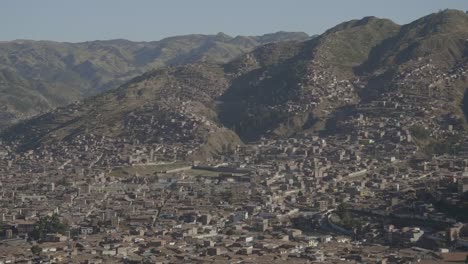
[
  {"x1": 0, "y1": 32, "x2": 309, "y2": 128},
  {"x1": 358, "y1": 9, "x2": 468, "y2": 119},
  {"x1": 2, "y1": 63, "x2": 241, "y2": 161},
  {"x1": 219, "y1": 16, "x2": 400, "y2": 139},
  {"x1": 362, "y1": 9, "x2": 468, "y2": 72},
  {"x1": 3, "y1": 10, "x2": 468, "y2": 161}
]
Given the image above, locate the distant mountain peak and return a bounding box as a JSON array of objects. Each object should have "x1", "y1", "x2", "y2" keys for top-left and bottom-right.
[
  {"x1": 360, "y1": 8, "x2": 468, "y2": 72},
  {"x1": 402, "y1": 8, "x2": 468, "y2": 35},
  {"x1": 214, "y1": 32, "x2": 233, "y2": 41},
  {"x1": 324, "y1": 16, "x2": 398, "y2": 35}
]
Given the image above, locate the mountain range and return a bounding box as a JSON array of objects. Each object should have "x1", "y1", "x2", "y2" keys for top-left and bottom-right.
[
  {"x1": 0, "y1": 31, "x2": 309, "y2": 127},
  {"x1": 2, "y1": 9, "x2": 468, "y2": 160}
]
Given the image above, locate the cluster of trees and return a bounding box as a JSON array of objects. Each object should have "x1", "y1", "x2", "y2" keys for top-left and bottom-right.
[
  {"x1": 291, "y1": 216, "x2": 316, "y2": 232},
  {"x1": 336, "y1": 203, "x2": 362, "y2": 230},
  {"x1": 433, "y1": 196, "x2": 468, "y2": 222},
  {"x1": 425, "y1": 135, "x2": 462, "y2": 155},
  {"x1": 30, "y1": 214, "x2": 68, "y2": 241},
  {"x1": 409, "y1": 125, "x2": 462, "y2": 155},
  {"x1": 409, "y1": 125, "x2": 430, "y2": 140},
  {"x1": 31, "y1": 245, "x2": 42, "y2": 255},
  {"x1": 220, "y1": 190, "x2": 234, "y2": 204}
]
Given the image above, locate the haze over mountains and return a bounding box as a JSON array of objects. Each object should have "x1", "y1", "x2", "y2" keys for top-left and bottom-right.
[
  {"x1": 0, "y1": 31, "x2": 309, "y2": 127},
  {"x1": 2, "y1": 9, "x2": 468, "y2": 160}
]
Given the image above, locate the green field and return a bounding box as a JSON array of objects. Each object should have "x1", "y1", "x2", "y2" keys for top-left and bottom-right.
[
  {"x1": 180, "y1": 169, "x2": 220, "y2": 177},
  {"x1": 109, "y1": 161, "x2": 189, "y2": 178},
  {"x1": 109, "y1": 162, "x2": 223, "y2": 178}
]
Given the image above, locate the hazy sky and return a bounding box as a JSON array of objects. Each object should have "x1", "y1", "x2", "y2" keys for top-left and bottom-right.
[{"x1": 2, "y1": 0, "x2": 468, "y2": 42}]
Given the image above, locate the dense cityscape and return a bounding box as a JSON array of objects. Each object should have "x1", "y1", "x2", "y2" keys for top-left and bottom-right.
[{"x1": 1, "y1": 4, "x2": 468, "y2": 264}]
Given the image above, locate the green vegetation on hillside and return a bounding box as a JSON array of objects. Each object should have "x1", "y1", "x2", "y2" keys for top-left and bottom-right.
[
  {"x1": 362, "y1": 9, "x2": 468, "y2": 71},
  {"x1": 424, "y1": 135, "x2": 463, "y2": 155},
  {"x1": 409, "y1": 125, "x2": 431, "y2": 140}
]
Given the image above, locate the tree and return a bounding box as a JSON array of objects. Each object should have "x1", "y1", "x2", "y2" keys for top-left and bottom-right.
[
  {"x1": 336, "y1": 203, "x2": 361, "y2": 230},
  {"x1": 409, "y1": 125, "x2": 430, "y2": 140},
  {"x1": 30, "y1": 214, "x2": 68, "y2": 241},
  {"x1": 336, "y1": 203, "x2": 349, "y2": 219},
  {"x1": 31, "y1": 245, "x2": 42, "y2": 255},
  {"x1": 221, "y1": 190, "x2": 234, "y2": 204}
]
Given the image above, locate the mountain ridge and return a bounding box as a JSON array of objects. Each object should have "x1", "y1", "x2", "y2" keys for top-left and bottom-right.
[
  {"x1": 3, "y1": 10, "x2": 468, "y2": 161},
  {"x1": 0, "y1": 31, "x2": 310, "y2": 128}
]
